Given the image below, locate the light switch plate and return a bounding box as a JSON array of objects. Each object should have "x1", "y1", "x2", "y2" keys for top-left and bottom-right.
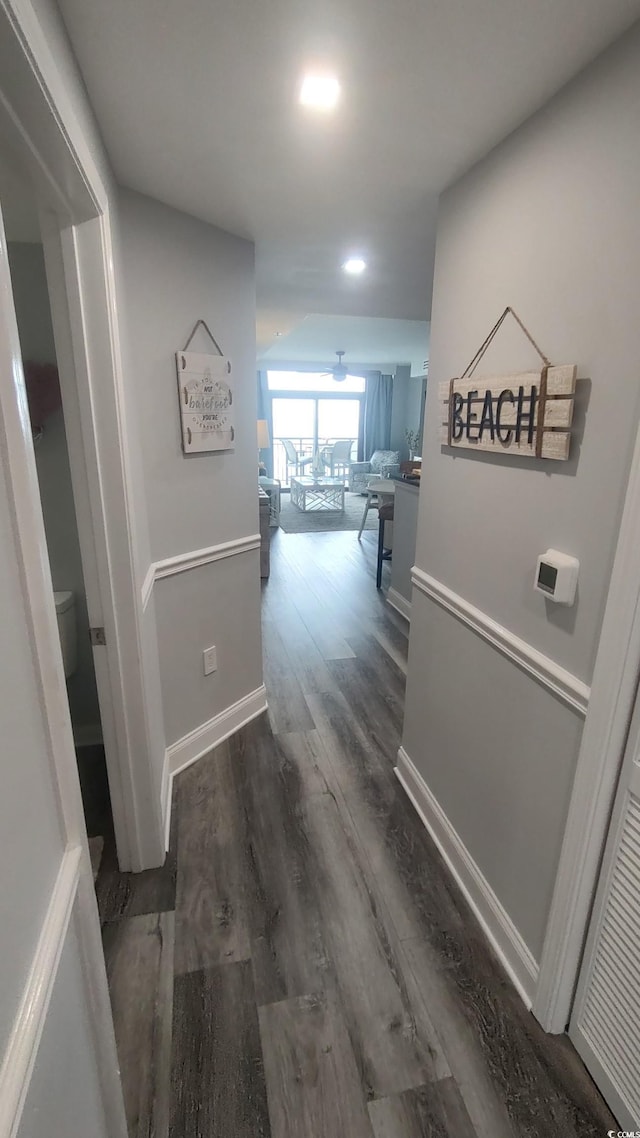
[{"x1": 203, "y1": 645, "x2": 217, "y2": 675}]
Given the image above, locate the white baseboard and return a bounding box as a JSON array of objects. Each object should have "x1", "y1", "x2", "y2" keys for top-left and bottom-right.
[
  {"x1": 395, "y1": 746, "x2": 539, "y2": 1008},
  {"x1": 160, "y1": 749, "x2": 172, "y2": 853},
  {"x1": 387, "y1": 587, "x2": 411, "y2": 622},
  {"x1": 0, "y1": 846, "x2": 81, "y2": 1135},
  {"x1": 161, "y1": 684, "x2": 268, "y2": 850}
]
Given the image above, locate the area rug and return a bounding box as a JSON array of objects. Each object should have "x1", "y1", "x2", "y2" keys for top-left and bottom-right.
[{"x1": 278, "y1": 490, "x2": 378, "y2": 534}]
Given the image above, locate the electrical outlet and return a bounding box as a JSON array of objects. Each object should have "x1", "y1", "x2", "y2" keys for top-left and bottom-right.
[{"x1": 203, "y1": 645, "x2": 217, "y2": 675}]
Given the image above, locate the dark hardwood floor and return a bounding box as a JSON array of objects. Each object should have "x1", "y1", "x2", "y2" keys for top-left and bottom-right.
[{"x1": 97, "y1": 528, "x2": 615, "y2": 1137}]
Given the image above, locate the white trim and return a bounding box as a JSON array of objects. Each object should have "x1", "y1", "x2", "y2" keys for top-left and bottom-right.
[
  {"x1": 140, "y1": 563, "x2": 155, "y2": 612},
  {"x1": 141, "y1": 534, "x2": 261, "y2": 610},
  {"x1": 161, "y1": 684, "x2": 268, "y2": 849},
  {"x1": 160, "y1": 748, "x2": 172, "y2": 853},
  {"x1": 534, "y1": 420, "x2": 640, "y2": 1032},
  {"x1": 411, "y1": 567, "x2": 590, "y2": 716},
  {"x1": 396, "y1": 747, "x2": 539, "y2": 1008},
  {"x1": 64, "y1": 216, "x2": 163, "y2": 870},
  {"x1": 168, "y1": 685, "x2": 268, "y2": 777},
  {"x1": 387, "y1": 587, "x2": 412, "y2": 623},
  {"x1": 71, "y1": 866, "x2": 128, "y2": 1138},
  {"x1": 155, "y1": 534, "x2": 260, "y2": 579},
  {"x1": 0, "y1": 846, "x2": 81, "y2": 1137}
]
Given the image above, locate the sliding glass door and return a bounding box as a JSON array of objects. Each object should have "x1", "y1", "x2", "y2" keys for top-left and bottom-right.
[
  {"x1": 267, "y1": 371, "x2": 365, "y2": 486},
  {"x1": 271, "y1": 399, "x2": 315, "y2": 457},
  {"x1": 317, "y1": 399, "x2": 360, "y2": 450}
]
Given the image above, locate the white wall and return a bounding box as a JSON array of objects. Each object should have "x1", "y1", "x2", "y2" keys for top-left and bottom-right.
[
  {"x1": 390, "y1": 364, "x2": 409, "y2": 458},
  {"x1": 406, "y1": 375, "x2": 426, "y2": 452},
  {"x1": 8, "y1": 241, "x2": 101, "y2": 735},
  {"x1": 390, "y1": 481, "x2": 420, "y2": 606},
  {"x1": 402, "y1": 24, "x2": 640, "y2": 964},
  {"x1": 27, "y1": 0, "x2": 115, "y2": 195},
  {"x1": 391, "y1": 367, "x2": 426, "y2": 460},
  {"x1": 117, "y1": 188, "x2": 262, "y2": 749},
  {"x1": 410, "y1": 353, "x2": 429, "y2": 378}
]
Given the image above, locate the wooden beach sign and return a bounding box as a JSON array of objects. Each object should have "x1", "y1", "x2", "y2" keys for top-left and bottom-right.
[{"x1": 439, "y1": 365, "x2": 577, "y2": 461}]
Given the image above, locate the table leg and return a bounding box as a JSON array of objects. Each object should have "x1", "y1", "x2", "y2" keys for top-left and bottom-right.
[
  {"x1": 376, "y1": 514, "x2": 385, "y2": 588},
  {"x1": 358, "y1": 492, "x2": 373, "y2": 541}
]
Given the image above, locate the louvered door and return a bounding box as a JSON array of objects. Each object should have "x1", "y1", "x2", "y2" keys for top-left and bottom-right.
[{"x1": 570, "y1": 698, "x2": 640, "y2": 1128}]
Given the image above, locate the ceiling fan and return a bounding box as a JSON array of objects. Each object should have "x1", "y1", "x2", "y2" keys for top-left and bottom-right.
[{"x1": 320, "y1": 350, "x2": 349, "y2": 382}]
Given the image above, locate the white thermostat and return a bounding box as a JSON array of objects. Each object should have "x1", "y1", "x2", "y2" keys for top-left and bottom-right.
[{"x1": 534, "y1": 549, "x2": 579, "y2": 605}]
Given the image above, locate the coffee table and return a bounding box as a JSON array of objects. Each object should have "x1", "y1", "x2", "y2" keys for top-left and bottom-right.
[{"x1": 290, "y1": 475, "x2": 345, "y2": 512}]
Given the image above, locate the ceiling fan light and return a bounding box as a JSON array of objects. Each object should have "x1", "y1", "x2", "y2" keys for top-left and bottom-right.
[
  {"x1": 332, "y1": 350, "x2": 348, "y2": 381},
  {"x1": 321, "y1": 350, "x2": 349, "y2": 382}
]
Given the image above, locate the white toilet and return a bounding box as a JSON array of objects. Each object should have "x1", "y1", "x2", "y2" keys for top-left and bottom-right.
[{"x1": 54, "y1": 590, "x2": 77, "y2": 679}]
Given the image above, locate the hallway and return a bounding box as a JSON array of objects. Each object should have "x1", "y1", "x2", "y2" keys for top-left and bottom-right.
[{"x1": 97, "y1": 530, "x2": 614, "y2": 1137}]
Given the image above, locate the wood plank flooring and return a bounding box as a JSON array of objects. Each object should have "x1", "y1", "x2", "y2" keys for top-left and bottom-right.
[{"x1": 97, "y1": 529, "x2": 616, "y2": 1137}]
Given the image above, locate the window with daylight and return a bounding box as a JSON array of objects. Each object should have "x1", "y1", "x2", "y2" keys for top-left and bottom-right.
[{"x1": 266, "y1": 370, "x2": 365, "y2": 485}]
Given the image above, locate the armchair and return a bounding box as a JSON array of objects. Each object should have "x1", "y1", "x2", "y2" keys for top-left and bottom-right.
[{"x1": 349, "y1": 449, "x2": 400, "y2": 494}]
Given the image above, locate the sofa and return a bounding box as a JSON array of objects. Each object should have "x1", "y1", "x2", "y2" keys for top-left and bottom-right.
[{"x1": 349, "y1": 449, "x2": 400, "y2": 494}]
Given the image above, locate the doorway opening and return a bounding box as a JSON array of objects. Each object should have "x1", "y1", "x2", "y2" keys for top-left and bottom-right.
[
  {"x1": 1, "y1": 153, "x2": 112, "y2": 880},
  {"x1": 261, "y1": 369, "x2": 376, "y2": 538}
]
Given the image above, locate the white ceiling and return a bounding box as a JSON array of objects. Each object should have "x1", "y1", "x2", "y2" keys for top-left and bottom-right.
[
  {"x1": 58, "y1": 0, "x2": 640, "y2": 350},
  {"x1": 258, "y1": 314, "x2": 429, "y2": 373}
]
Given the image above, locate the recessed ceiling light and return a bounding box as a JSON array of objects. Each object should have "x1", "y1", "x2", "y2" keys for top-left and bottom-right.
[
  {"x1": 299, "y1": 73, "x2": 341, "y2": 111},
  {"x1": 274, "y1": 331, "x2": 283, "y2": 337},
  {"x1": 343, "y1": 257, "x2": 366, "y2": 275}
]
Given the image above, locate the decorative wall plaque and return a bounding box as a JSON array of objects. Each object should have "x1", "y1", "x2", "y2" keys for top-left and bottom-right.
[
  {"x1": 439, "y1": 366, "x2": 576, "y2": 460},
  {"x1": 439, "y1": 306, "x2": 577, "y2": 461},
  {"x1": 175, "y1": 349, "x2": 234, "y2": 454}
]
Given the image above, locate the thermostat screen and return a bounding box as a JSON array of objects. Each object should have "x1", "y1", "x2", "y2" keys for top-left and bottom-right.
[{"x1": 537, "y1": 562, "x2": 558, "y2": 593}]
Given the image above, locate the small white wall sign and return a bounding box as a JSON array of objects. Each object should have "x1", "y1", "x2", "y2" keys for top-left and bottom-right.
[
  {"x1": 176, "y1": 350, "x2": 234, "y2": 453},
  {"x1": 439, "y1": 365, "x2": 577, "y2": 461}
]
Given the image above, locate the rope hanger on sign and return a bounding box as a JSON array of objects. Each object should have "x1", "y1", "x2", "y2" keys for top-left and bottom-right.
[
  {"x1": 448, "y1": 307, "x2": 554, "y2": 459},
  {"x1": 460, "y1": 306, "x2": 551, "y2": 379},
  {"x1": 182, "y1": 318, "x2": 224, "y2": 356}
]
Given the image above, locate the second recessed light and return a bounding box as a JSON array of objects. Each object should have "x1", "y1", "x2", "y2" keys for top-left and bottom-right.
[
  {"x1": 343, "y1": 258, "x2": 366, "y2": 275},
  {"x1": 299, "y1": 73, "x2": 341, "y2": 111}
]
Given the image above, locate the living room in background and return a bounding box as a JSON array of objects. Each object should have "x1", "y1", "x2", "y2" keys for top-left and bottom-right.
[{"x1": 266, "y1": 370, "x2": 364, "y2": 486}]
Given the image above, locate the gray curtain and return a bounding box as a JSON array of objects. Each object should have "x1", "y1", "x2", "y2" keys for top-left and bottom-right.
[
  {"x1": 257, "y1": 370, "x2": 273, "y2": 477},
  {"x1": 363, "y1": 372, "x2": 393, "y2": 458}
]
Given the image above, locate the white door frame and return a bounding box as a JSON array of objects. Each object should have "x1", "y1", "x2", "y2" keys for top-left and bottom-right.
[
  {"x1": 569, "y1": 684, "x2": 640, "y2": 1129},
  {"x1": 37, "y1": 209, "x2": 133, "y2": 868},
  {"x1": 533, "y1": 421, "x2": 640, "y2": 1032},
  {"x1": 0, "y1": 174, "x2": 128, "y2": 1138},
  {"x1": 0, "y1": 0, "x2": 164, "y2": 871}
]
